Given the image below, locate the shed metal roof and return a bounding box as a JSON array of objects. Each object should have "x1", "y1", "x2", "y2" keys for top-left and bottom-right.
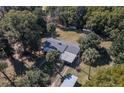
[{"x1": 60, "y1": 75, "x2": 78, "y2": 87}]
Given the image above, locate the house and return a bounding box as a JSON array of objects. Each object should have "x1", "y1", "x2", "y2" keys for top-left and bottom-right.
[
  {"x1": 60, "y1": 75, "x2": 78, "y2": 87},
  {"x1": 42, "y1": 38, "x2": 80, "y2": 63}
]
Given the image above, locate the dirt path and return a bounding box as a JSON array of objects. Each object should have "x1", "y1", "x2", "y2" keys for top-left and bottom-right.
[{"x1": 51, "y1": 66, "x2": 69, "y2": 87}]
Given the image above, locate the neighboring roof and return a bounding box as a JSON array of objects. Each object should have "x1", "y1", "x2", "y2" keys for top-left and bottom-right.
[
  {"x1": 60, "y1": 75, "x2": 78, "y2": 87},
  {"x1": 60, "y1": 51, "x2": 77, "y2": 63}
]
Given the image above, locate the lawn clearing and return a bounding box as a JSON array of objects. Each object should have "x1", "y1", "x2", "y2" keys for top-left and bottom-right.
[
  {"x1": 66, "y1": 63, "x2": 111, "y2": 86},
  {"x1": 100, "y1": 41, "x2": 112, "y2": 49},
  {"x1": 56, "y1": 28, "x2": 86, "y2": 43}
]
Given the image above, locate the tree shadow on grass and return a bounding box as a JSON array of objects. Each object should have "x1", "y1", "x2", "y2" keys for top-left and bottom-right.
[{"x1": 97, "y1": 47, "x2": 111, "y2": 66}]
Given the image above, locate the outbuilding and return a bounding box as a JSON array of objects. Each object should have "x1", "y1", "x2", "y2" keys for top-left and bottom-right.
[{"x1": 60, "y1": 75, "x2": 78, "y2": 87}]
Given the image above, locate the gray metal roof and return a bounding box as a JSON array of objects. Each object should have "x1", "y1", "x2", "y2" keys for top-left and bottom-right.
[
  {"x1": 46, "y1": 38, "x2": 67, "y2": 53},
  {"x1": 65, "y1": 44, "x2": 80, "y2": 55},
  {"x1": 60, "y1": 75, "x2": 78, "y2": 87},
  {"x1": 44, "y1": 38, "x2": 80, "y2": 63},
  {"x1": 46, "y1": 38, "x2": 80, "y2": 54}
]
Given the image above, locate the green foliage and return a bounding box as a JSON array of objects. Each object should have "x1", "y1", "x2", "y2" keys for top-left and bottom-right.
[
  {"x1": 47, "y1": 23, "x2": 56, "y2": 37},
  {"x1": 85, "y1": 10, "x2": 108, "y2": 36},
  {"x1": 82, "y1": 48, "x2": 100, "y2": 66},
  {"x1": 0, "y1": 10, "x2": 46, "y2": 52},
  {"x1": 78, "y1": 33, "x2": 100, "y2": 52},
  {"x1": 57, "y1": 6, "x2": 87, "y2": 29},
  {"x1": 75, "y1": 7, "x2": 87, "y2": 29},
  {"x1": 46, "y1": 50, "x2": 60, "y2": 63},
  {"x1": 85, "y1": 7, "x2": 124, "y2": 38},
  {"x1": 14, "y1": 76, "x2": 27, "y2": 87},
  {"x1": 0, "y1": 61, "x2": 8, "y2": 71},
  {"x1": 0, "y1": 32, "x2": 13, "y2": 58},
  {"x1": 115, "y1": 53, "x2": 124, "y2": 64},
  {"x1": 109, "y1": 29, "x2": 120, "y2": 39},
  {"x1": 0, "y1": 61, "x2": 51, "y2": 87},
  {"x1": 84, "y1": 64, "x2": 124, "y2": 87},
  {"x1": 0, "y1": 33, "x2": 7, "y2": 58},
  {"x1": 25, "y1": 68, "x2": 50, "y2": 87},
  {"x1": 4, "y1": 6, "x2": 37, "y2": 12},
  {"x1": 111, "y1": 31, "x2": 124, "y2": 56},
  {"x1": 58, "y1": 7, "x2": 77, "y2": 27}
]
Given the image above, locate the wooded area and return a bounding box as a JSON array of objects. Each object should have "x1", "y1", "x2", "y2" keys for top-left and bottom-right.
[{"x1": 0, "y1": 6, "x2": 124, "y2": 87}]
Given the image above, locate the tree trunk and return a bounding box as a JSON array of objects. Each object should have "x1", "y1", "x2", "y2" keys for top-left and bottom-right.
[
  {"x1": 88, "y1": 65, "x2": 91, "y2": 80},
  {"x1": 1, "y1": 71, "x2": 16, "y2": 87},
  {"x1": 54, "y1": 64, "x2": 63, "y2": 78},
  {"x1": 57, "y1": 70, "x2": 63, "y2": 78}
]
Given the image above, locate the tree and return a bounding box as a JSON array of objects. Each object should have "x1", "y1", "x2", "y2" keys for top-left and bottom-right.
[
  {"x1": 75, "y1": 6, "x2": 87, "y2": 29},
  {"x1": 33, "y1": 7, "x2": 47, "y2": 35},
  {"x1": 47, "y1": 22, "x2": 56, "y2": 37},
  {"x1": 84, "y1": 64, "x2": 124, "y2": 87},
  {"x1": 0, "y1": 61, "x2": 16, "y2": 86},
  {"x1": 84, "y1": 7, "x2": 124, "y2": 38},
  {"x1": 82, "y1": 48, "x2": 101, "y2": 66},
  {"x1": 78, "y1": 33, "x2": 100, "y2": 53},
  {"x1": 46, "y1": 50, "x2": 61, "y2": 76},
  {"x1": 0, "y1": 32, "x2": 7, "y2": 58},
  {"x1": 58, "y1": 7, "x2": 77, "y2": 27},
  {"x1": 3, "y1": 6, "x2": 37, "y2": 12},
  {"x1": 46, "y1": 50, "x2": 60, "y2": 63},
  {"x1": 0, "y1": 10, "x2": 46, "y2": 52},
  {"x1": 111, "y1": 31, "x2": 124, "y2": 56},
  {"x1": 115, "y1": 53, "x2": 124, "y2": 64},
  {"x1": 82, "y1": 48, "x2": 101, "y2": 80},
  {"x1": 25, "y1": 68, "x2": 50, "y2": 87},
  {"x1": 109, "y1": 29, "x2": 120, "y2": 39},
  {"x1": 0, "y1": 32, "x2": 13, "y2": 59},
  {"x1": 85, "y1": 11, "x2": 108, "y2": 36}
]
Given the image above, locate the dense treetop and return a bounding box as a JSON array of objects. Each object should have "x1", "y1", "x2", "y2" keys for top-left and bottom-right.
[{"x1": 84, "y1": 64, "x2": 124, "y2": 87}]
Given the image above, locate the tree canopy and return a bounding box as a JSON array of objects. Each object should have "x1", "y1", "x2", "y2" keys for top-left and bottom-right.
[
  {"x1": 0, "y1": 10, "x2": 47, "y2": 52},
  {"x1": 78, "y1": 33, "x2": 100, "y2": 52},
  {"x1": 84, "y1": 64, "x2": 124, "y2": 87},
  {"x1": 82, "y1": 48, "x2": 101, "y2": 66}
]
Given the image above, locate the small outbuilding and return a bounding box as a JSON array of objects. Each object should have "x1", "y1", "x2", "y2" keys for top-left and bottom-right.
[{"x1": 60, "y1": 75, "x2": 78, "y2": 87}]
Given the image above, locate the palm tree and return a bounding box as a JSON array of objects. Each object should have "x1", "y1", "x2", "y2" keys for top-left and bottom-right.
[
  {"x1": 46, "y1": 50, "x2": 63, "y2": 77},
  {"x1": 0, "y1": 61, "x2": 16, "y2": 86},
  {"x1": 82, "y1": 48, "x2": 100, "y2": 80}
]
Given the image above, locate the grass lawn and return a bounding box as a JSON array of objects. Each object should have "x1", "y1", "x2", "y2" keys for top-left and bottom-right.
[
  {"x1": 100, "y1": 41, "x2": 112, "y2": 49},
  {"x1": 66, "y1": 63, "x2": 111, "y2": 86},
  {"x1": 56, "y1": 28, "x2": 86, "y2": 43}
]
